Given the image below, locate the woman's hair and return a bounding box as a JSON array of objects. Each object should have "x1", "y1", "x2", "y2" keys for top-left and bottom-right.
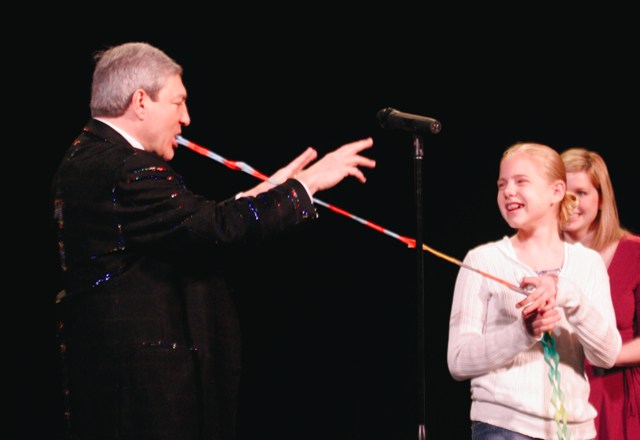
[
  {"x1": 501, "y1": 142, "x2": 578, "y2": 227},
  {"x1": 90, "y1": 42, "x2": 183, "y2": 118},
  {"x1": 560, "y1": 147, "x2": 626, "y2": 251}
]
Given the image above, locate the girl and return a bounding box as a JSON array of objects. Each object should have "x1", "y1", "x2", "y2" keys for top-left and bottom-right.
[{"x1": 447, "y1": 142, "x2": 621, "y2": 439}]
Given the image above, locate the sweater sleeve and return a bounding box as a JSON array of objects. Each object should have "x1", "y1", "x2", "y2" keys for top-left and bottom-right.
[
  {"x1": 447, "y1": 249, "x2": 539, "y2": 381},
  {"x1": 556, "y1": 256, "x2": 622, "y2": 368}
]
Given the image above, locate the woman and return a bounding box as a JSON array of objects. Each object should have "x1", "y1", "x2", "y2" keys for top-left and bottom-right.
[{"x1": 561, "y1": 147, "x2": 640, "y2": 439}]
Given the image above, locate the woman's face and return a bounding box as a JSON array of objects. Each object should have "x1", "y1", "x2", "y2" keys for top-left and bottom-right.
[{"x1": 564, "y1": 170, "x2": 600, "y2": 239}]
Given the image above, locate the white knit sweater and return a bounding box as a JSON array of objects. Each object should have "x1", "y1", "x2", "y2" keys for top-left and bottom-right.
[{"x1": 447, "y1": 237, "x2": 621, "y2": 439}]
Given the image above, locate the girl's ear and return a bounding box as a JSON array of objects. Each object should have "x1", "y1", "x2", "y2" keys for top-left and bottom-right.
[{"x1": 552, "y1": 180, "x2": 566, "y2": 202}]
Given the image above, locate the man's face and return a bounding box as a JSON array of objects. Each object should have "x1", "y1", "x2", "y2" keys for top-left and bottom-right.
[{"x1": 141, "y1": 74, "x2": 190, "y2": 160}]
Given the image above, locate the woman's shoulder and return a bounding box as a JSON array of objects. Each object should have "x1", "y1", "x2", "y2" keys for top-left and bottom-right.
[
  {"x1": 618, "y1": 233, "x2": 640, "y2": 257},
  {"x1": 621, "y1": 233, "x2": 640, "y2": 245}
]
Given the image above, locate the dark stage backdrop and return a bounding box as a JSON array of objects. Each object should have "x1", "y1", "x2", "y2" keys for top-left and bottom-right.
[{"x1": 25, "y1": 25, "x2": 639, "y2": 440}]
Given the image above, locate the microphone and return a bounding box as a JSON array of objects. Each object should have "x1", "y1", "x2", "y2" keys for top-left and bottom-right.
[{"x1": 377, "y1": 107, "x2": 442, "y2": 134}]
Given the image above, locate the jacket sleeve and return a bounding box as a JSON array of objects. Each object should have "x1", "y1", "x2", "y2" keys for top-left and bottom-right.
[{"x1": 115, "y1": 152, "x2": 318, "y2": 258}]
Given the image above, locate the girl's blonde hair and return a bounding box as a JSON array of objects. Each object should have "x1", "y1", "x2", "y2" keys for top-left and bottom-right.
[{"x1": 502, "y1": 142, "x2": 578, "y2": 227}]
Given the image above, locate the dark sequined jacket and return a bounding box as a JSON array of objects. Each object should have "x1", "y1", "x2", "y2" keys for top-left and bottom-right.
[{"x1": 51, "y1": 119, "x2": 317, "y2": 439}]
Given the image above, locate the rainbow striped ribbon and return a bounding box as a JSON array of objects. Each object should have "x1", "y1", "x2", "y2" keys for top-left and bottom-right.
[{"x1": 176, "y1": 135, "x2": 570, "y2": 438}]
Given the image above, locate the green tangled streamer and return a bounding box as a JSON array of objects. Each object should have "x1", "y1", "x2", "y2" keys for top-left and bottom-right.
[{"x1": 541, "y1": 332, "x2": 571, "y2": 440}]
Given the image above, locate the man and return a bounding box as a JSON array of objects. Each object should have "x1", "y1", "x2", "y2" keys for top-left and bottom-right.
[{"x1": 52, "y1": 41, "x2": 375, "y2": 439}]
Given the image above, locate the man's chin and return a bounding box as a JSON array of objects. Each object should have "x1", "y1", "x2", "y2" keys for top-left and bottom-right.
[{"x1": 162, "y1": 150, "x2": 175, "y2": 161}]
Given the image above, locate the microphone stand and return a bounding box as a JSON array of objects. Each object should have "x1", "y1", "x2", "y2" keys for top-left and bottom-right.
[
  {"x1": 412, "y1": 134, "x2": 427, "y2": 440},
  {"x1": 376, "y1": 107, "x2": 441, "y2": 439}
]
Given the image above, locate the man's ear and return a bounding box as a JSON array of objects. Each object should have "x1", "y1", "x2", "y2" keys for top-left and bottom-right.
[{"x1": 131, "y1": 89, "x2": 147, "y2": 119}]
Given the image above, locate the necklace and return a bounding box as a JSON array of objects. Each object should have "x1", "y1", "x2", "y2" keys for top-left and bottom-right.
[{"x1": 535, "y1": 268, "x2": 562, "y2": 276}]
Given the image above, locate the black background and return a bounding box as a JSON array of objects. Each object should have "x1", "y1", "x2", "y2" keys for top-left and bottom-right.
[{"x1": 20, "y1": 14, "x2": 640, "y2": 440}]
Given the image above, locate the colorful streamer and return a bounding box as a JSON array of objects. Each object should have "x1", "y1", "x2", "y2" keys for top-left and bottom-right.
[
  {"x1": 175, "y1": 135, "x2": 570, "y2": 439},
  {"x1": 542, "y1": 332, "x2": 571, "y2": 439},
  {"x1": 175, "y1": 135, "x2": 416, "y2": 247}
]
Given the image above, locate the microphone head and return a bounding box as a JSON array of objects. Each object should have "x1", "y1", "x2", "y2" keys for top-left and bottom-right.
[
  {"x1": 377, "y1": 107, "x2": 442, "y2": 134},
  {"x1": 376, "y1": 107, "x2": 395, "y2": 129}
]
